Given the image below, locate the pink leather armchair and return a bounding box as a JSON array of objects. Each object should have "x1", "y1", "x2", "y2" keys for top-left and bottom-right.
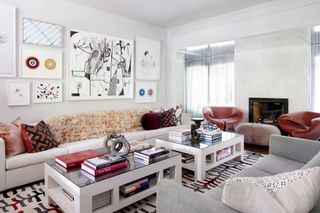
[
  {"x1": 202, "y1": 106, "x2": 244, "y2": 131},
  {"x1": 278, "y1": 111, "x2": 320, "y2": 140}
]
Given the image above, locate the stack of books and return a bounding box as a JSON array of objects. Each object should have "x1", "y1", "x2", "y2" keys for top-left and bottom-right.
[
  {"x1": 81, "y1": 155, "x2": 128, "y2": 176},
  {"x1": 199, "y1": 129, "x2": 222, "y2": 142},
  {"x1": 120, "y1": 177, "x2": 149, "y2": 198},
  {"x1": 169, "y1": 128, "x2": 191, "y2": 142},
  {"x1": 216, "y1": 147, "x2": 232, "y2": 161},
  {"x1": 134, "y1": 147, "x2": 169, "y2": 164},
  {"x1": 181, "y1": 153, "x2": 194, "y2": 164},
  {"x1": 55, "y1": 150, "x2": 101, "y2": 169}
]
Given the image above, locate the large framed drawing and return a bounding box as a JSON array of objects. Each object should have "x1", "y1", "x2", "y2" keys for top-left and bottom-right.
[
  {"x1": 21, "y1": 47, "x2": 63, "y2": 79},
  {"x1": 136, "y1": 36, "x2": 161, "y2": 80},
  {"x1": 69, "y1": 29, "x2": 134, "y2": 100},
  {"x1": 22, "y1": 18, "x2": 63, "y2": 48},
  {"x1": 0, "y1": 6, "x2": 16, "y2": 77},
  {"x1": 135, "y1": 81, "x2": 157, "y2": 103}
]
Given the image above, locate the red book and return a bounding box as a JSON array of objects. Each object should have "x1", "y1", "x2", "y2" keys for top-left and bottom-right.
[
  {"x1": 55, "y1": 150, "x2": 101, "y2": 169},
  {"x1": 81, "y1": 161, "x2": 128, "y2": 176}
]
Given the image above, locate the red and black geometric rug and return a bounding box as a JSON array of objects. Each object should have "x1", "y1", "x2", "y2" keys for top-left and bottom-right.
[{"x1": 0, "y1": 151, "x2": 263, "y2": 213}]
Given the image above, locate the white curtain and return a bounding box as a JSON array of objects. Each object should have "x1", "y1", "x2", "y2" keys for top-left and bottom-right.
[{"x1": 312, "y1": 27, "x2": 320, "y2": 112}]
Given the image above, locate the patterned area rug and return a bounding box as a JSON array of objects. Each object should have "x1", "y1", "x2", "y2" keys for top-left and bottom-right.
[{"x1": 0, "y1": 151, "x2": 262, "y2": 213}]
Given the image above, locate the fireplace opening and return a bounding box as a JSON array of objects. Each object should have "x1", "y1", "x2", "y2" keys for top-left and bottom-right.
[{"x1": 249, "y1": 98, "x2": 288, "y2": 125}]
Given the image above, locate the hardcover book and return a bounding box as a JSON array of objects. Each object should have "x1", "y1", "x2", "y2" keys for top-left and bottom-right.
[{"x1": 55, "y1": 150, "x2": 101, "y2": 169}]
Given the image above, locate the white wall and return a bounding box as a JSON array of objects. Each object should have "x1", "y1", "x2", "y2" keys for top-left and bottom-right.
[
  {"x1": 235, "y1": 28, "x2": 311, "y2": 121},
  {"x1": 0, "y1": 0, "x2": 167, "y2": 123},
  {"x1": 167, "y1": 0, "x2": 320, "y2": 114}
]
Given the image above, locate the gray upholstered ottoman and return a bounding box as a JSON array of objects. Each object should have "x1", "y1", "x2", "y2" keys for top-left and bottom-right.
[{"x1": 236, "y1": 123, "x2": 281, "y2": 146}]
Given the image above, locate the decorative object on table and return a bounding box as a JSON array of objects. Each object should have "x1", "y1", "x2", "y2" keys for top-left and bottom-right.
[
  {"x1": 135, "y1": 36, "x2": 161, "y2": 80},
  {"x1": 175, "y1": 104, "x2": 183, "y2": 125},
  {"x1": 0, "y1": 117, "x2": 26, "y2": 157},
  {"x1": 33, "y1": 81, "x2": 63, "y2": 103},
  {"x1": 69, "y1": 29, "x2": 134, "y2": 100},
  {"x1": 141, "y1": 111, "x2": 161, "y2": 130},
  {"x1": 160, "y1": 108, "x2": 177, "y2": 127},
  {"x1": 0, "y1": 6, "x2": 16, "y2": 77},
  {"x1": 105, "y1": 133, "x2": 130, "y2": 157},
  {"x1": 55, "y1": 149, "x2": 101, "y2": 169},
  {"x1": 7, "y1": 81, "x2": 30, "y2": 106},
  {"x1": 20, "y1": 47, "x2": 62, "y2": 79},
  {"x1": 134, "y1": 146, "x2": 169, "y2": 164},
  {"x1": 197, "y1": 120, "x2": 222, "y2": 142},
  {"x1": 169, "y1": 128, "x2": 191, "y2": 142},
  {"x1": 21, "y1": 121, "x2": 59, "y2": 153},
  {"x1": 190, "y1": 117, "x2": 204, "y2": 143},
  {"x1": 135, "y1": 81, "x2": 157, "y2": 103},
  {"x1": 22, "y1": 18, "x2": 62, "y2": 47},
  {"x1": 129, "y1": 140, "x2": 153, "y2": 153}
]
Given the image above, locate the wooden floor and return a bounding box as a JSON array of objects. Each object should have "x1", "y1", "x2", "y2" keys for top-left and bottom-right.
[{"x1": 244, "y1": 144, "x2": 269, "y2": 154}]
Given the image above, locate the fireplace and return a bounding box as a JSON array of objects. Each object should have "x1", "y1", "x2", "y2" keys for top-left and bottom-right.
[{"x1": 249, "y1": 98, "x2": 288, "y2": 125}]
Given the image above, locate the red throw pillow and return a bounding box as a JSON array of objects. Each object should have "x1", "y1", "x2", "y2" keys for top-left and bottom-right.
[
  {"x1": 0, "y1": 118, "x2": 26, "y2": 157},
  {"x1": 142, "y1": 112, "x2": 161, "y2": 130},
  {"x1": 160, "y1": 108, "x2": 177, "y2": 127},
  {"x1": 21, "y1": 121, "x2": 58, "y2": 153}
]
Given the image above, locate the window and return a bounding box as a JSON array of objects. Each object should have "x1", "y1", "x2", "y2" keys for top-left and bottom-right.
[
  {"x1": 312, "y1": 26, "x2": 320, "y2": 112},
  {"x1": 178, "y1": 41, "x2": 235, "y2": 116}
]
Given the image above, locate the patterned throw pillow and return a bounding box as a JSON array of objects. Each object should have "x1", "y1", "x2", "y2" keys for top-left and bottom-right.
[
  {"x1": 21, "y1": 121, "x2": 58, "y2": 153},
  {"x1": 222, "y1": 167, "x2": 320, "y2": 213},
  {"x1": 160, "y1": 108, "x2": 177, "y2": 127}
]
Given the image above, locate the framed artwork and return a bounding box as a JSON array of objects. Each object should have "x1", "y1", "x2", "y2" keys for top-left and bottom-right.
[
  {"x1": 136, "y1": 36, "x2": 161, "y2": 80},
  {"x1": 7, "y1": 81, "x2": 30, "y2": 106},
  {"x1": 21, "y1": 47, "x2": 63, "y2": 79},
  {"x1": 33, "y1": 81, "x2": 63, "y2": 103},
  {"x1": 69, "y1": 29, "x2": 134, "y2": 100},
  {"x1": 0, "y1": 6, "x2": 16, "y2": 77},
  {"x1": 135, "y1": 81, "x2": 157, "y2": 103},
  {"x1": 22, "y1": 18, "x2": 63, "y2": 48}
]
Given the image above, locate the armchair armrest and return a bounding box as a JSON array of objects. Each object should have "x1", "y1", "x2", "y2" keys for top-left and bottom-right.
[
  {"x1": 157, "y1": 179, "x2": 237, "y2": 213},
  {"x1": 0, "y1": 137, "x2": 5, "y2": 191},
  {"x1": 292, "y1": 117, "x2": 320, "y2": 140},
  {"x1": 269, "y1": 135, "x2": 320, "y2": 163}
]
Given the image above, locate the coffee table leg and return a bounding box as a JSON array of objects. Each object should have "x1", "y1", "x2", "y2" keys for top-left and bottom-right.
[{"x1": 194, "y1": 154, "x2": 206, "y2": 181}]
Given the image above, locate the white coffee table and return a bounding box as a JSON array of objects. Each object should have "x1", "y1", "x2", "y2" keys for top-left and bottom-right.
[
  {"x1": 44, "y1": 148, "x2": 181, "y2": 213},
  {"x1": 156, "y1": 132, "x2": 244, "y2": 181}
]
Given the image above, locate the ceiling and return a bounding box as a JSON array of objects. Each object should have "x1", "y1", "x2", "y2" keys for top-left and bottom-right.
[{"x1": 65, "y1": 0, "x2": 276, "y2": 28}]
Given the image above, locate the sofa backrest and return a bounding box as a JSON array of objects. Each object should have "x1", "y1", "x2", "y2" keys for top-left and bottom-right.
[{"x1": 45, "y1": 108, "x2": 149, "y2": 144}]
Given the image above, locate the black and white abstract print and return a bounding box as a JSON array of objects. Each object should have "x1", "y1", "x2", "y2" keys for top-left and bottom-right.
[{"x1": 69, "y1": 30, "x2": 134, "y2": 99}]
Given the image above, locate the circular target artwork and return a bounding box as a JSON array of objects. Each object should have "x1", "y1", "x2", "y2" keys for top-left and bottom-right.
[
  {"x1": 148, "y1": 89, "x2": 153, "y2": 96},
  {"x1": 44, "y1": 59, "x2": 57, "y2": 70},
  {"x1": 25, "y1": 56, "x2": 40, "y2": 69},
  {"x1": 139, "y1": 89, "x2": 145, "y2": 96}
]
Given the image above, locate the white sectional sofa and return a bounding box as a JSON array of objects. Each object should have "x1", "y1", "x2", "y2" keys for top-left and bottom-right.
[{"x1": 0, "y1": 111, "x2": 190, "y2": 192}]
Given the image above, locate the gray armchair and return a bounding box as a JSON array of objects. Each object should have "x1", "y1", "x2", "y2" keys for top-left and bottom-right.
[{"x1": 157, "y1": 135, "x2": 320, "y2": 213}]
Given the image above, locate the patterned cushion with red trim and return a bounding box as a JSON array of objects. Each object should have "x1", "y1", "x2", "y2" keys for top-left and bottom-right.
[
  {"x1": 21, "y1": 121, "x2": 58, "y2": 153},
  {"x1": 160, "y1": 108, "x2": 177, "y2": 127}
]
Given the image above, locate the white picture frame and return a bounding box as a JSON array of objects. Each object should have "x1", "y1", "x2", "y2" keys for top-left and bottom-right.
[
  {"x1": 69, "y1": 29, "x2": 134, "y2": 100},
  {"x1": 22, "y1": 18, "x2": 63, "y2": 48},
  {"x1": 20, "y1": 47, "x2": 63, "y2": 79},
  {"x1": 136, "y1": 36, "x2": 161, "y2": 80},
  {"x1": 0, "y1": 6, "x2": 16, "y2": 78},
  {"x1": 7, "y1": 81, "x2": 30, "y2": 106},
  {"x1": 135, "y1": 81, "x2": 157, "y2": 103},
  {"x1": 33, "y1": 81, "x2": 63, "y2": 103}
]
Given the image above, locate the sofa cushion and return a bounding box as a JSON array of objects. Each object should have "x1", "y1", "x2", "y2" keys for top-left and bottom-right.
[
  {"x1": 58, "y1": 137, "x2": 105, "y2": 153},
  {"x1": 143, "y1": 126, "x2": 187, "y2": 139},
  {"x1": 160, "y1": 108, "x2": 177, "y2": 127},
  {"x1": 6, "y1": 147, "x2": 67, "y2": 170},
  {"x1": 222, "y1": 167, "x2": 320, "y2": 213},
  {"x1": 21, "y1": 121, "x2": 58, "y2": 153},
  {"x1": 122, "y1": 132, "x2": 145, "y2": 142},
  {"x1": 141, "y1": 112, "x2": 161, "y2": 130},
  {"x1": 303, "y1": 150, "x2": 320, "y2": 169},
  {"x1": 253, "y1": 154, "x2": 304, "y2": 174},
  {"x1": 0, "y1": 117, "x2": 26, "y2": 157}
]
